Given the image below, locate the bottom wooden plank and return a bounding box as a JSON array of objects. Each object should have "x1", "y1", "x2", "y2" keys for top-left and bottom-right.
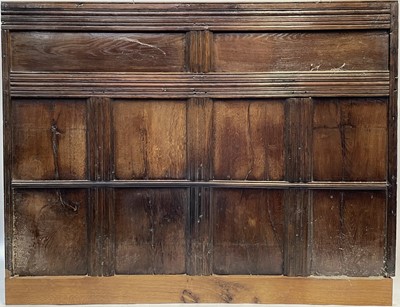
[{"x1": 5, "y1": 274, "x2": 392, "y2": 305}]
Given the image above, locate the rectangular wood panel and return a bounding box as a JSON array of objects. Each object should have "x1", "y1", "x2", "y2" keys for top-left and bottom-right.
[
  {"x1": 312, "y1": 191, "x2": 386, "y2": 276},
  {"x1": 115, "y1": 188, "x2": 187, "y2": 274},
  {"x1": 10, "y1": 32, "x2": 187, "y2": 72},
  {"x1": 113, "y1": 100, "x2": 187, "y2": 180},
  {"x1": 313, "y1": 98, "x2": 387, "y2": 181},
  {"x1": 213, "y1": 189, "x2": 284, "y2": 275},
  {"x1": 212, "y1": 100, "x2": 285, "y2": 181},
  {"x1": 12, "y1": 99, "x2": 87, "y2": 180},
  {"x1": 12, "y1": 189, "x2": 87, "y2": 276},
  {"x1": 213, "y1": 31, "x2": 388, "y2": 72}
]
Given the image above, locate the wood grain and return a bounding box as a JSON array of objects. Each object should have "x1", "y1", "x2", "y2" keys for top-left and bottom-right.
[
  {"x1": 5, "y1": 275, "x2": 393, "y2": 305},
  {"x1": 114, "y1": 188, "x2": 187, "y2": 274},
  {"x1": 212, "y1": 100, "x2": 285, "y2": 180},
  {"x1": 12, "y1": 99, "x2": 87, "y2": 180},
  {"x1": 213, "y1": 189, "x2": 284, "y2": 275},
  {"x1": 1, "y1": 2, "x2": 392, "y2": 31},
  {"x1": 313, "y1": 98, "x2": 387, "y2": 181},
  {"x1": 113, "y1": 100, "x2": 187, "y2": 180},
  {"x1": 12, "y1": 189, "x2": 87, "y2": 276},
  {"x1": 213, "y1": 31, "x2": 388, "y2": 72},
  {"x1": 312, "y1": 191, "x2": 386, "y2": 276},
  {"x1": 10, "y1": 32, "x2": 186, "y2": 72}
]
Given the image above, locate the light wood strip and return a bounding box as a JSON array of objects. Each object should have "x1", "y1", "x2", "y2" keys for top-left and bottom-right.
[
  {"x1": 5, "y1": 274, "x2": 392, "y2": 305},
  {"x1": 11, "y1": 180, "x2": 388, "y2": 190}
]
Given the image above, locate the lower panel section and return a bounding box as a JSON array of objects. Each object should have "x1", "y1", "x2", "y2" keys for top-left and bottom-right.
[{"x1": 5, "y1": 274, "x2": 392, "y2": 305}]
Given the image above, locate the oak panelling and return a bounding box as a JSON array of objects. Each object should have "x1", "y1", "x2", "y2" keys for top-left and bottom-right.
[
  {"x1": 386, "y1": 1, "x2": 398, "y2": 276},
  {"x1": 285, "y1": 98, "x2": 312, "y2": 182},
  {"x1": 114, "y1": 188, "x2": 187, "y2": 274},
  {"x1": 312, "y1": 191, "x2": 386, "y2": 276},
  {"x1": 213, "y1": 31, "x2": 388, "y2": 72},
  {"x1": 12, "y1": 189, "x2": 87, "y2": 276},
  {"x1": 284, "y1": 190, "x2": 311, "y2": 276},
  {"x1": 9, "y1": 71, "x2": 390, "y2": 98},
  {"x1": 12, "y1": 99, "x2": 87, "y2": 180},
  {"x1": 313, "y1": 98, "x2": 387, "y2": 181},
  {"x1": 10, "y1": 32, "x2": 186, "y2": 72},
  {"x1": 113, "y1": 100, "x2": 187, "y2": 180},
  {"x1": 213, "y1": 189, "x2": 284, "y2": 275},
  {"x1": 1, "y1": 2, "x2": 392, "y2": 31},
  {"x1": 212, "y1": 100, "x2": 285, "y2": 181}
]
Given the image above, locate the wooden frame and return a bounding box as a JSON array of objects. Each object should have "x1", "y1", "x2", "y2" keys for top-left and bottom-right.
[{"x1": 2, "y1": 1, "x2": 397, "y2": 305}]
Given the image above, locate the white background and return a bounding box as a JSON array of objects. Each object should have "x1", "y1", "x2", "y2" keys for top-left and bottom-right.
[{"x1": 0, "y1": 1, "x2": 398, "y2": 306}]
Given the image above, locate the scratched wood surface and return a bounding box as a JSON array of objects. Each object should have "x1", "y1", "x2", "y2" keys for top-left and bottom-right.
[
  {"x1": 213, "y1": 31, "x2": 388, "y2": 72},
  {"x1": 2, "y1": 1, "x2": 397, "y2": 305},
  {"x1": 10, "y1": 32, "x2": 187, "y2": 72}
]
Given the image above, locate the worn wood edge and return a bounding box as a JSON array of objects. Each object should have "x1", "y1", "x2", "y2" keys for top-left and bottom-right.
[{"x1": 5, "y1": 274, "x2": 393, "y2": 305}]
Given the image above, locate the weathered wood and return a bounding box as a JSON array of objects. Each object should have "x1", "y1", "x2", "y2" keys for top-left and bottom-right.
[
  {"x1": 313, "y1": 98, "x2": 387, "y2": 181},
  {"x1": 213, "y1": 189, "x2": 284, "y2": 275},
  {"x1": 284, "y1": 189, "x2": 311, "y2": 276},
  {"x1": 5, "y1": 275, "x2": 393, "y2": 305},
  {"x1": 114, "y1": 188, "x2": 187, "y2": 274},
  {"x1": 12, "y1": 99, "x2": 87, "y2": 180},
  {"x1": 10, "y1": 32, "x2": 186, "y2": 72},
  {"x1": 113, "y1": 100, "x2": 187, "y2": 180},
  {"x1": 312, "y1": 191, "x2": 386, "y2": 276},
  {"x1": 9, "y1": 71, "x2": 390, "y2": 98},
  {"x1": 386, "y1": 1, "x2": 398, "y2": 276},
  {"x1": 213, "y1": 32, "x2": 388, "y2": 72},
  {"x1": 1, "y1": 2, "x2": 392, "y2": 31},
  {"x1": 213, "y1": 99, "x2": 285, "y2": 180},
  {"x1": 12, "y1": 189, "x2": 88, "y2": 276}
]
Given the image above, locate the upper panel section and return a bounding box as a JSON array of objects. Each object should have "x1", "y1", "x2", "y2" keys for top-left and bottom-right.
[{"x1": 1, "y1": 2, "x2": 392, "y2": 31}]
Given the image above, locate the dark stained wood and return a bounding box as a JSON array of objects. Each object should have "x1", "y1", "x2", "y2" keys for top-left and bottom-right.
[
  {"x1": 213, "y1": 189, "x2": 284, "y2": 275},
  {"x1": 386, "y1": 1, "x2": 398, "y2": 276},
  {"x1": 2, "y1": 29, "x2": 13, "y2": 273},
  {"x1": 12, "y1": 99, "x2": 87, "y2": 180},
  {"x1": 312, "y1": 191, "x2": 386, "y2": 276},
  {"x1": 213, "y1": 31, "x2": 388, "y2": 72},
  {"x1": 284, "y1": 190, "x2": 311, "y2": 276},
  {"x1": 115, "y1": 188, "x2": 187, "y2": 274},
  {"x1": 10, "y1": 32, "x2": 187, "y2": 72},
  {"x1": 187, "y1": 31, "x2": 212, "y2": 73},
  {"x1": 212, "y1": 100, "x2": 285, "y2": 181},
  {"x1": 9, "y1": 71, "x2": 390, "y2": 98},
  {"x1": 12, "y1": 189, "x2": 88, "y2": 276},
  {"x1": 187, "y1": 98, "x2": 213, "y2": 275},
  {"x1": 285, "y1": 98, "x2": 312, "y2": 182},
  {"x1": 313, "y1": 98, "x2": 387, "y2": 181},
  {"x1": 1, "y1": 2, "x2": 392, "y2": 31},
  {"x1": 113, "y1": 100, "x2": 187, "y2": 180},
  {"x1": 1, "y1": 1, "x2": 397, "y2": 304}
]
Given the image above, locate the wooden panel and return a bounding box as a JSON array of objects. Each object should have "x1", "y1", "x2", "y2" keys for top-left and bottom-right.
[
  {"x1": 313, "y1": 98, "x2": 387, "y2": 181},
  {"x1": 12, "y1": 189, "x2": 87, "y2": 276},
  {"x1": 284, "y1": 190, "x2": 311, "y2": 276},
  {"x1": 312, "y1": 191, "x2": 386, "y2": 276},
  {"x1": 113, "y1": 100, "x2": 187, "y2": 180},
  {"x1": 1, "y1": 2, "x2": 392, "y2": 31},
  {"x1": 12, "y1": 99, "x2": 87, "y2": 180},
  {"x1": 10, "y1": 32, "x2": 186, "y2": 72},
  {"x1": 213, "y1": 31, "x2": 388, "y2": 72},
  {"x1": 9, "y1": 71, "x2": 390, "y2": 98},
  {"x1": 6, "y1": 275, "x2": 392, "y2": 305},
  {"x1": 115, "y1": 188, "x2": 187, "y2": 274},
  {"x1": 212, "y1": 100, "x2": 285, "y2": 180},
  {"x1": 213, "y1": 189, "x2": 284, "y2": 275}
]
